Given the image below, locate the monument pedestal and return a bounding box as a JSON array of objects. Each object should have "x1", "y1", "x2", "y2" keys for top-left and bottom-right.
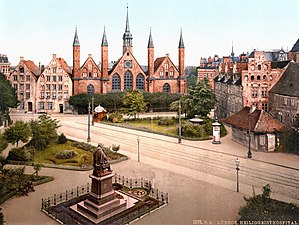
[{"x1": 71, "y1": 171, "x2": 127, "y2": 224}]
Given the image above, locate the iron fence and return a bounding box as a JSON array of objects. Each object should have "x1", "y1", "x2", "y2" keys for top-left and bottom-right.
[{"x1": 114, "y1": 174, "x2": 152, "y2": 190}]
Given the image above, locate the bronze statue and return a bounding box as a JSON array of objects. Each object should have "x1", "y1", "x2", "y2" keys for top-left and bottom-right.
[{"x1": 93, "y1": 144, "x2": 111, "y2": 175}]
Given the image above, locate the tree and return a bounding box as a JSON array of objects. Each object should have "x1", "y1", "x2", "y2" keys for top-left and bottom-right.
[
  {"x1": 3, "y1": 121, "x2": 31, "y2": 147},
  {"x1": 0, "y1": 73, "x2": 18, "y2": 126},
  {"x1": 184, "y1": 79, "x2": 215, "y2": 118},
  {"x1": 0, "y1": 207, "x2": 4, "y2": 225},
  {"x1": 29, "y1": 115, "x2": 60, "y2": 151},
  {"x1": 186, "y1": 67, "x2": 198, "y2": 88},
  {"x1": 0, "y1": 133, "x2": 8, "y2": 154},
  {"x1": 123, "y1": 90, "x2": 147, "y2": 119},
  {"x1": 33, "y1": 162, "x2": 42, "y2": 177}
]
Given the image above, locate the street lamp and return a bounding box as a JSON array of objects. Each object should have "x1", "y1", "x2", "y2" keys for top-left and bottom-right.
[
  {"x1": 91, "y1": 96, "x2": 94, "y2": 126},
  {"x1": 137, "y1": 136, "x2": 140, "y2": 162},
  {"x1": 235, "y1": 158, "x2": 240, "y2": 192},
  {"x1": 178, "y1": 100, "x2": 182, "y2": 144},
  {"x1": 87, "y1": 102, "x2": 91, "y2": 142}
]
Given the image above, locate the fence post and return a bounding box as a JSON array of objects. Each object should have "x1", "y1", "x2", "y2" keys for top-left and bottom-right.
[
  {"x1": 41, "y1": 198, "x2": 44, "y2": 210},
  {"x1": 122, "y1": 176, "x2": 125, "y2": 185},
  {"x1": 166, "y1": 193, "x2": 169, "y2": 204},
  {"x1": 66, "y1": 190, "x2": 68, "y2": 201},
  {"x1": 77, "y1": 186, "x2": 79, "y2": 196},
  {"x1": 141, "y1": 178, "x2": 143, "y2": 187},
  {"x1": 87, "y1": 183, "x2": 90, "y2": 193},
  {"x1": 130, "y1": 179, "x2": 132, "y2": 188},
  {"x1": 54, "y1": 194, "x2": 56, "y2": 205}
]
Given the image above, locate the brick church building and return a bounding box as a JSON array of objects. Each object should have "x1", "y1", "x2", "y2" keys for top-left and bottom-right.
[{"x1": 73, "y1": 8, "x2": 186, "y2": 95}]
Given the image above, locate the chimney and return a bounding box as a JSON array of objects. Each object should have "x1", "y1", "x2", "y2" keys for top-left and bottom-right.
[
  {"x1": 166, "y1": 53, "x2": 169, "y2": 57},
  {"x1": 53, "y1": 54, "x2": 56, "y2": 59},
  {"x1": 88, "y1": 54, "x2": 92, "y2": 57},
  {"x1": 20, "y1": 56, "x2": 24, "y2": 61},
  {"x1": 39, "y1": 62, "x2": 41, "y2": 72}
]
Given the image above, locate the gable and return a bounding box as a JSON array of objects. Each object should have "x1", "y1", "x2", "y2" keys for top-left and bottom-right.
[
  {"x1": 153, "y1": 55, "x2": 179, "y2": 78},
  {"x1": 80, "y1": 56, "x2": 101, "y2": 78}
]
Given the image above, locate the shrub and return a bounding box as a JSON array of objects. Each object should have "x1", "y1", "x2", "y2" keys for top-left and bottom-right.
[
  {"x1": 112, "y1": 144, "x2": 120, "y2": 153},
  {"x1": 109, "y1": 112, "x2": 124, "y2": 123},
  {"x1": 71, "y1": 141, "x2": 97, "y2": 152},
  {"x1": 157, "y1": 117, "x2": 175, "y2": 126},
  {"x1": 202, "y1": 119, "x2": 213, "y2": 135},
  {"x1": 181, "y1": 122, "x2": 207, "y2": 138},
  {"x1": 55, "y1": 150, "x2": 77, "y2": 159},
  {"x1": 7, "y1": 147, "x2": 31, "y2": 161},
  {"x1": 57, "y1": 133, "x2": 67, "y2": 144},
  {"x1": 79, "y1": 154, "x2": 92, "y2": 166}
]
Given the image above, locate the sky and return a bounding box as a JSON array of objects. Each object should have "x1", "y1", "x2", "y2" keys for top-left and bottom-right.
[{"x1": 1, "y1": 0, "x2": 299, "y2": 67}]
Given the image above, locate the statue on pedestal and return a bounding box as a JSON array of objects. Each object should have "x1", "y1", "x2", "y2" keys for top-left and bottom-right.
[{"x1": 93, "y1": 144, "x2": 111, "y2": 176}]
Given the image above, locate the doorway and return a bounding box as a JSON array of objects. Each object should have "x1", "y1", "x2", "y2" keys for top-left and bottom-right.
[
  {"x1": 28, "y1": 102, "x2": 32, "y2": 112},
  {"x1": 59, "y1": 104, "x2": 63, "y2": 113}
]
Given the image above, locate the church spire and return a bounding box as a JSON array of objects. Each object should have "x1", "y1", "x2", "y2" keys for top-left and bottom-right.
[
  {"x1": 73, "y1": 26, "x2": 80, "y2": 46},
  {"x1": 178, "y1": 29, "x2": 184, "y2": 48},
  {"x1": 231, "y1": 41, "x2": 235, "y2": 57},
  {"x1": 123, "y1": 6, "x2": 133, "y2": 53},
  {"x1": 147, "y1": 28, "x2": 154, "y2": 48},
  {"x1": 101, "y1": 26, "x2": 108, "y2": 46}
]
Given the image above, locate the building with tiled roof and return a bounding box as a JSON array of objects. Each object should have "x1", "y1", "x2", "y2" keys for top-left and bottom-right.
[
  {"x1": 241, "y1": 50, "x2": 290, "y2": 112},
  {"x1": 288, "y1": 38, "x2": 299, "y2": 63},
  {"x1": 9, "y1": 57, "x2": 40, "y2": 112},
  {"x1": 36, "y1": 54, "x2": 73, "y2": 113},
  {"x1": 0, "y1": 54, "x2": 10, "y2": 77},
  {"x1": 269, "y1": 62, "x2": 299, "y2": 127},
  {"x1": 222, "y1": 107, "x2": 286, "y2": 151},
  {"x1": 73, "y1": 7, "x2": 185, "y2": 95}
]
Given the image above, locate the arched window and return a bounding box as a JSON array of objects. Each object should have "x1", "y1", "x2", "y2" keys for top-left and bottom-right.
[
  {"x1": 257, "y1": 75, "x2": 261, "y2": 80},
  {"x1": 258, "y1": 65, "x2": 261, "y2": 70},
  {"x1": 251, "y1": 75, "x2": 254, "y2": 81},
  {"x1": 163, "y1": 83, "x2": 170, "y2": 93},
  {"x1": 112, "y1": 74, "x2": 121, "y2": 91},
  {"x1": 263, "y1": 75, "x2": 267, "y2": 80},
  {"x1": 136, "y1": 74, "x2": 144, "y2": 90},
  {"x1": 87, "y1": 84, "x2": 94, "y2": 94},
  {"x1": 124, "y1": 71, "x2": 132, "y2": 90}
]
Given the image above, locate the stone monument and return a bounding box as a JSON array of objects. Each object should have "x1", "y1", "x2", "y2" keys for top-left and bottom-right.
[{"x1": 71, "y1": 144, "x2": 134, "y2": 224}]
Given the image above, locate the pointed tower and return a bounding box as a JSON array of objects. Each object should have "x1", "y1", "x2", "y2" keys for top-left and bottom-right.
[
  {"x1": 178, "y1": 29, "x2": 186, "y2": 93},
  {"x1": 231, "y1": 41, "x2": 235, "y2": 57},
  {"x1": 73, "y1": 27, "x2": 80, "y2": 78},
  {"x1": 101, "y1": 27, "x2": 109, "y2": 94},
  {"x1": 147, "y1": 28, "x2": 154, "y2": 92},
  {"x1": 123, "y1": 6, "x2": 133, "y2": 54}
]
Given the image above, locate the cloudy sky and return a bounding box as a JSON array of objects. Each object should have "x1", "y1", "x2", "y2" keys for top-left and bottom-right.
[{"x1": 1, "y1": 0, "x2": 298, "y2": 66}]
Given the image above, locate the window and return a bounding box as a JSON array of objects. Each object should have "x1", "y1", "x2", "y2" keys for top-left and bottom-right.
[
  {"x1": 136, "y1": 74, "x2": 144, "y2": 90},
  {"x1": 46, "y1": 76, "x2": 51, "y2": 82},
  {"x1": 251, "y1": 75, "x2": 254, "y2": 81},
  {"x1": 124, "y1": 71, "x2": 132, "y2": 90},
  {"x1": 19, "y1": 102, "x2": 24, "y2": 110},
  {"x1": 13, "y1": 75, "x2": 18, "y2": 81},
  {"x1": 26, "y1": 75, "x2": 30, "y2": 81},
  {"x1": 262, "y1": 102, "x2": 268, "y2": 111},
  {"x1": 39, "y1": 102, "x2": 45, "y2": 110},
  {"x1": 53, "y1": 76, "x2": 57, "y2": 82},
  {"x1": 20, "y1": 84, "x2": 24, "y2": 90},
  {"x1": 165, "y1": 63, "x2": 169, "y2": 70},
  {"x1": 47, "y1": 102, "x2": 53, "y2": 110},
  {"x1": 88, "y1": 63, "x2": 92, "y2": 71},
  {"x1": 52, "y1": 84, "x2": 56, "y2": 90},
  {"x1": 58, "y1": 75, "x2": 62, "y2": 81},
  {"x1": 257, "y1": 75, "x2": 261, "y2": 80},
  {"x1": 64, "y1": 85, "x2": 68, "y2": 90},
  {"x1": 41, "y1": 85, "x2": 45, "y2": 91},
  {"x1": 20, "y1": 75, "x2": 24, "y2": 82},
  {"x1": 252, "y1": 88, "x2": 258, "y2": 98},
  {"x1": 58, "y1": 92, "x2": 62, "y2": 99},
  {"x1": 283, "y1": 97, "x2": 288, "y2": 105},
  {"x1": 263, "y1": 75, "x2": 267, "y2": 80},
  {"x1": 93, "y1": 72, "x2": 97, "y2": 77},
  {"x1": 13, "y1": 84, "x2": 18, "y2": 90},
  {"x1": 163, "y1": 83, "x2": 170, "y2": 93},
  {"x1": 259, "y1": 135, "x2": 265, "y2": 145},
  {"x1": 87, "y1": 84, "x2": 94, "y2": 95},
  {"x1": 26, "y1": 92, "x2": 30, "y2": 99},
  {"x1": 46, "y1": 92, "x2": 50, "y2": 99},
  {"x1": 19, "y1": 67, "x2": 24, "y2": 74},
  {"x1": 269, "y1": 75, "x2": 273, "y2": 81},
  {"x1": 52, "y1": 92, "x2": 56, "y2": 99},
  {"x1": 112, "y1": 74, "x2": 120, "y2": 91},
  {"x1": 245, "y1": 75, "x2": 248, "y2": 81},
  {"x1": 160, "y1": 67, "x2": 164, "y2": 77},
  {"x1": 52, "y1": 68, "x2": 57, "y2": 74},
  {"x1": 46, "y1": 84, "x2": 50, "y2": 90},
  {"x1": 64, "y1": 92, "x2": 68, "y2": 99},
  {"x1": 26, "y1": 84, "x2": 30, "y2": 90},
  {"x1": 261, "y1": 87, "x2": 267, "y2": 97},
  {"x1": 58, "y1": 84, "x2": 62, "y2": 90},
  {"x1": 258, "y1": 65, "x2": 261, "y2": 70},
  {"x1": 40, "y1": 92, "x2": 44, "y2": 99},
  {"x1": 291, "y1": 98, "x2": 295, "y2": 107}
]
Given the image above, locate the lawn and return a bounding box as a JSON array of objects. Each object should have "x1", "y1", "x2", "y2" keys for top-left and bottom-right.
[{"x1": 33, "y1": 140, "x2": 93, "y2": 166}]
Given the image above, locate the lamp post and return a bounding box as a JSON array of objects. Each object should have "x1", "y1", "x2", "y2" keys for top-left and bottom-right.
[
  {"x1": 91, "y1": 96, "x2": 94, "y2": 126},
  {"x1": 235, "y1": 158, "x2": 240, "y2": 192},
  {"x1": 178, "y1": 100, "x2": 182, "y2": 144},
  {"x1": 137, "y1": 136, "x2": 140, "y2": 162},
  {"x1": 87, "y1": 102, "x2": 91, "y2": 142}
]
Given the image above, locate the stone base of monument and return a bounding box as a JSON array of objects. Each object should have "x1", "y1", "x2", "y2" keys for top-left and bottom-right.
[{"x1": 70, "y1": 171, "x2": 138, "y2": 224}]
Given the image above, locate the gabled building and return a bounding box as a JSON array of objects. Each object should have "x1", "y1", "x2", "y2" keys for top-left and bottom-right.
[
  {"x1": 269, "y1": 62, "x2": 299, "y2": 127},
  {"x1": 241, "y1": 50, "x2": 289, "y2": 112},
  {"x1": 37, "y1": 54, "x2": 73, "y2": 113},
  {"x1": 0, "y1": 54, "x2": 10, "y2": 77},
  {"x1": 73, "y1": 7, "x2": 186, "y2": 95},
  {"x1": 222, "y1": 107, "x2": 286, "y2": 151},
  {"x1": 287, "y1": 39, "x2": 299, "y2": 63},
  {"x1": 9, "y1": 57, "x2": 40, "y2": 112}
]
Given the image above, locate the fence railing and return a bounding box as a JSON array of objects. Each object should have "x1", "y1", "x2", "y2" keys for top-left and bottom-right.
[{"x1": 41, "y1": 174, "x2": 168, "y2": 212}]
